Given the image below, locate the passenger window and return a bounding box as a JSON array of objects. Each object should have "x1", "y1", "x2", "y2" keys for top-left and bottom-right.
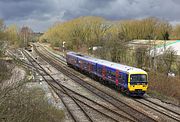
[
  {"x1": 118, "y1": 74, "x2": 123, "y2": 83},
  {"x1": 94, "y1": 65, "x2": 96, "y2": 71},
  {"x1": 98, "y1": 67, "x2": 102, "y2": 74},
  {"x1": 111, "y1": 71, "x2": 115, "y2": 77},
  {"x1": 106, "y1": 70, "x2": 109, "y2": 76}
]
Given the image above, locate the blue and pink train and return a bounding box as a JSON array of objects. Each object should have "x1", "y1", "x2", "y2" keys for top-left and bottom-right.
[{"x1": 66, "y1": 52, "x2": 148, "y2": 96}]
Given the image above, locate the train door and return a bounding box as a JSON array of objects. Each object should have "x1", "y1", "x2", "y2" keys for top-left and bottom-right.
[
  {"x1": 102, "y1": 66, "x2": 106, "y2": 80},
  {"x1": 116, "y1": 70, "x2": 119, "y2": 86}
]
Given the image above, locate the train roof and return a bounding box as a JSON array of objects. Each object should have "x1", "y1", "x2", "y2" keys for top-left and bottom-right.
[
  {"x1": 67, "y1": 51, "x2": 98, "y2": 63},
  {"x1": 67, "y1": 52, "x2": 147, "y2": 74}
]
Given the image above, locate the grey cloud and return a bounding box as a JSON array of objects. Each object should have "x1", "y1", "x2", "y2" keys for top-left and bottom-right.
[
  {"x1": 1, "y1": 0, "x2": 180, "y2": 32},
  {"x1": 0, "y1": 0, "x2": 54, "y2": 20}
]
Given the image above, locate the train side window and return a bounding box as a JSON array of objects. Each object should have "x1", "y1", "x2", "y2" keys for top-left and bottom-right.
[
  {"x1": 111, "y1": 71, "x2": 116, "y2": 77},
  {"x1": 118, "y1": 74, "x2": 123, "y2": 83},
  {"x1": 106, "y1": 70, "x2": 109, "y2": 76},
  {"x1": 94, "y1": 65, "x2": 97, "y2": 72},
  {"x1": 92, "y1": 64, "x2": 94, "y2": 71},
  {"x1": 84, "y1": 61, "x2": 86, "y2": 68},
  {"x1": 85, "y1": 62, "x2": 88, "y2": 69},
  {"x1": 83, "y1": 61, "x2": 86, "y2": 68},
  {"x1": 97, "y1": 66, "x2": 102, "y2": 74},
  {"x1": 122, "y1": 74, "x2": 128, "y2": 83},
  {"x1": 107, "y1": 70, "x2": 111, "y2": 76}
]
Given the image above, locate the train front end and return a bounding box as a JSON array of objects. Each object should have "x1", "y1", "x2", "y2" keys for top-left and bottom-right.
[{"x1": 128, "y1": 71, "x2": 148, "y2": 96}]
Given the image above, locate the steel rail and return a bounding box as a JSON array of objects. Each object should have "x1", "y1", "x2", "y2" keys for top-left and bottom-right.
[{"x1": 34, "y1": 44, "x2": 157, "y2": 122}]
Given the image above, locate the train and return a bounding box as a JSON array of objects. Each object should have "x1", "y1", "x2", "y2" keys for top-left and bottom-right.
[{"x1": 66, "y1": 52, "x2": 148, "y2": 96}]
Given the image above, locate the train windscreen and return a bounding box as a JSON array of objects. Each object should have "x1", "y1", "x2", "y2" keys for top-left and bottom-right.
[{"x1": 130, "y1": 74, "x2": 147, "y2": 84}]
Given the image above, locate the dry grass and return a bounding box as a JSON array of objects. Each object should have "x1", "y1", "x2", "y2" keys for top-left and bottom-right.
[{"x1": 148, "y1": 71, "x2": 180, "y2": 104}]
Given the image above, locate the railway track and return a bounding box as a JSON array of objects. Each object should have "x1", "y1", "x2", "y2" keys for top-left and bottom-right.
[
  {"x1": 33, "y1": 44, "x2": 159, "y2": 122},
  {"x1": 50, "y1": 80, "x2": 133, "y2": 122},
  {"x1": 134, "y1": 98, "x2": 180, "y2": 122},
  {"x1": 9, "y1": 49, "x2": 133, "y2": 121},
  {"x1": 35, "y1": 43, "x2": 180, "y2": 122},
  {"x1": 21, "y1": 49, "x2": 135, "y2": 122},
  {"x1": 22, "y1": 50, "x2": 94, "y2": 122}
]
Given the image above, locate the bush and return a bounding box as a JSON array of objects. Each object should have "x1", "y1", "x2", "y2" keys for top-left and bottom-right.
[
  {"x1": 0, "y1": 82, "x2": 64, "y2": 122},
  {"x1": 0, "y1": 60, "x2": 12, "y2": 81},
  {"x1": 148, "y1": 71, "x2": 180, "y2": 104}
]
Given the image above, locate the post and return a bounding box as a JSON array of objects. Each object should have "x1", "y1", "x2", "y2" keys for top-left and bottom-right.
[
  {"x1": 62, "y1": 41, "x2": 66, "y2": 56},
  {"x1": 62, "y1": 41, "x2": 66, "y2": 52}
]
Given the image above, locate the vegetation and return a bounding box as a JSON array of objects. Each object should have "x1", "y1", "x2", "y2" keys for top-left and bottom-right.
[
  {"x1": 0, "y1": 19, "x2": 11, "y2": 81},
  {"x1": 0, "y1": 80, "x2": 64, "y2": 122},
  {"x1": 40, "y1": 17, "x2": 174, "y2": 50},
  {"x1": 0, "y1": 19, "x2": 33, "y2": 48},
  {"x1": 0, "y1": 60, "x2": 13, "y2": 81},
  {"x1": 19, "y1": 26, "x2": 33, "y2": 47},
  {"x1": 148, "y1": 72, "x2": 180, "y2": 103},
  {"x1": 172, "y1": 24, "x2": 180, "y2": 39},
  {"x1": 40, "y1": 16, "x2": 180, "y2": 73},
  {"x1": 0, "y1": 19, "x2": 64, "y2": 121},
  {"x1": 1, "y1": 15, "x2": 180, "y2": 109},
  {"x1": 5, "y1": 25, "x2": 20, "y2": 46},
  {"x1": 41, "y1": 16, "x2": 180, "y2": 103},
  {"x1": 0, "y1": 19, "x2": 6, "y2": 40}
]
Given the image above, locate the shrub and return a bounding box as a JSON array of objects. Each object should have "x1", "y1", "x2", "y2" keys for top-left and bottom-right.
[
  {"x1": 0, "y1": 60, "x2": 12, "y2": 81},
  {"x1": 0, "y1": 82, "x2": 64, "y2": 122},
  {"x1": 148, "y1": 71, "x2": 180, "y2": 104}
]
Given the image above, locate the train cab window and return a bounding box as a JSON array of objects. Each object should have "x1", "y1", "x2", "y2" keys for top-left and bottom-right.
[{"x1": 130, "y1": 74, "x2": 147, "y2": 83}]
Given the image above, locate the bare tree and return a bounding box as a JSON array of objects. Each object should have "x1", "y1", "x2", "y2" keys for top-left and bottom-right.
[
  {"x1": 162, "y1": 47, "x2": 177, "y2": 74},
  {"x1": 0, "y1": 19, "x2": 6, "y2": 41},
  {"x1": 172, "y1": 24, "x2": 180, "y2": 39},
  {"x1": 135, "y1": 47, "x2": 149, "y2": 68},
  {"x1": 176, "y1": 61, "x2": 180, "y2": 76},
  {"x1": 19, "y1": 26, "x2": 33, "y2": 48}
]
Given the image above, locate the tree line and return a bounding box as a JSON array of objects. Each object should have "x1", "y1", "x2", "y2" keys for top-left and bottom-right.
[
  {"x1": 0, "y1": 20, "x2": 33, "y2": 81},
  {"x1": 40, "y1": 16, "x2": 180, "y2": 49},
  {"x1": 0, "y1": 19, "x2": 33, "y2": 50},
  {"x1": 1, "y1": 17, "x2": 179, "y2": 75},
  {"x1": 40, "y1": 16, "x2": 180, "y2": 75}
]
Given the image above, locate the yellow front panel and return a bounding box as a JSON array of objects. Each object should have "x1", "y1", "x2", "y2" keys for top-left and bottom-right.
[
  {"x1": 128, "y1": 71, "x2": 148, "y2": 92},
  {"x1": 128, "y1": 84, "x2": 148, "y2": 91}
]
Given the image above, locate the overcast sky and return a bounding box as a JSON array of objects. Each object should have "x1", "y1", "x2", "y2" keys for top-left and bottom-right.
[{"x1": 1, "y1": 0, "x2": 180, "y2": 32}]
